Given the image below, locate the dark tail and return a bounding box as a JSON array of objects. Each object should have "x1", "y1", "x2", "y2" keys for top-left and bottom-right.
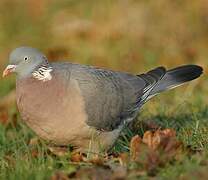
[{"x1": 149, "y1": 65, "x2": 203, "y2": 97}]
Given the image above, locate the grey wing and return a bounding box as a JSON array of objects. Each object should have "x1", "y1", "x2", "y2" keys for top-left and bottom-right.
[{"x1": 70, "y1": 64, "x2": 166, "y2": 131}]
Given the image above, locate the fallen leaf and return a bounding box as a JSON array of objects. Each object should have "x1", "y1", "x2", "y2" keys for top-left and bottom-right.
[
  {"x1": 118, "y1": 152, "x2": 129, "y2": 166},
  {"x1": 145, "y1": 150, "x2": 160, "y2": 176},
  {"x1": 142, "y1": 130, "x2": 154, "y2": 148},
  {"x1": 130, "y1": 135, "x2": 142, "y2": 160},
  {"x1": 31, "y1": 149, "x2": 39, "y2": 158},
  {"x1": 162, "y1": 128, "x2": 176, "y2": 137},
  {"x1": 89, "y1": 154, "x2": 105, "y2": 166},
  {"x1": 142, "y1": 129, "x2": 178, "y2": 150},
  {"x1": 128, "y1": 128, "x2": 182, "y2": 176},
  {"x1": 152, "y1": 130, "x2": 166, "y2": 150},
  {"x1": 70, "y1": 152, "x2": 84, "y2": 162}
]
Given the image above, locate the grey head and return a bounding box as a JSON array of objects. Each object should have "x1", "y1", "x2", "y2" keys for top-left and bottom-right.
[{"x1": 3, "y1": 47, "x2": 49, "y2": 78}]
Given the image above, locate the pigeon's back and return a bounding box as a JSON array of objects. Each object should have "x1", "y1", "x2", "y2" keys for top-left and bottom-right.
[{"x1": 53, "y1": 62, "x2": 166, "y2": 131}]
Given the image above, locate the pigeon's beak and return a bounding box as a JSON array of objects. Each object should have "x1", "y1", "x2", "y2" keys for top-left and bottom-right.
[{"x1": 2, "y1": 65, "x2": 17, "y2": 77}]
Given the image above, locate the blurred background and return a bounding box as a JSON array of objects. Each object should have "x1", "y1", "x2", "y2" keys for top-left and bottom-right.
[
  {"x1": 0, "y1": 2, "x2": 208, "y2": 178},
  {"x1": 0, "y1": 0, "x2": 207, "y2": 114}
]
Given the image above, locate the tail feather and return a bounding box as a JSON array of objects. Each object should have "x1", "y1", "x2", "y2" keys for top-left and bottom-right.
[{"x1": 149, "y1": 65, "x2": 203, "y2": 96}]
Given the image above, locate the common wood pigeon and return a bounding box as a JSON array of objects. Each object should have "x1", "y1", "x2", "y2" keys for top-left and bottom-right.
[{"x1": 3, "y1": 47, "x2": 203, "y2": 153}]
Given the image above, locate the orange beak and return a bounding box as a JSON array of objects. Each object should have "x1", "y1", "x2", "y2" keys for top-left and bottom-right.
[{"x1": 2, "y1": 65, "x2": 17, "y2": 77}]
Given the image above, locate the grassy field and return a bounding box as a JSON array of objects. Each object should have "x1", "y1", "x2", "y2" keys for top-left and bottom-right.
[{"x1": 0, "y1": 0, "x2": 208, "y2": 179}]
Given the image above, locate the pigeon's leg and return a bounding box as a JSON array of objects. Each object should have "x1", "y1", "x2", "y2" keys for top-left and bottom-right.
[{"x1": 74, "y1": 126, "x2": 123, "y2": 157}]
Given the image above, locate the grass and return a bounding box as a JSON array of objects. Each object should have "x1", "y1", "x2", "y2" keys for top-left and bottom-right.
[{"x1": 0, "y1": 0, "x2": 208, "y2": 179}]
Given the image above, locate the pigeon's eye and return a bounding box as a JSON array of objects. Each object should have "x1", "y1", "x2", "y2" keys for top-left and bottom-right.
[{"x1": 24, "y1": 56, "x2": 29, "y2": 61}]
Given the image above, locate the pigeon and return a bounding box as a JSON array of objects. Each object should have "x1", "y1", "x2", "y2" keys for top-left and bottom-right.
[{"x1": 3, "y1": 47, "x2": 203, "y2": 153}]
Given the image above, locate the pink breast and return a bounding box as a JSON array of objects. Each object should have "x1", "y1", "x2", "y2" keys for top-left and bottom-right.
[{"x1": 16, "y1": 75, "x2": 68, "y2": 123}]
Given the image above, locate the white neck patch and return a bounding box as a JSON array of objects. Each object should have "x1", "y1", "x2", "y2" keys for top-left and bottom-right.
[{"x1": 32, "y1": 66, "x2": 53, "y2": 82}]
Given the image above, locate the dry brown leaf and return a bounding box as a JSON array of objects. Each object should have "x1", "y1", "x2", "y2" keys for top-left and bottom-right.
[
  {"x1": 118, "y1": 152, "x2": 129, "y2": 166},
  {"x1": 142, "y1": 130, "x2": 154, "y2": 148},
  {"x1": 31, "y1": 149, "x2": 39, "y2": 158},
  {"x1": 152, "y1": 130, "x2": 166, "y2": 150},
  {"x1": 162, "y1": 128, "x2": 176, "y2": 137},
  {"x1": 70, "y1": 152, "x2": 84, "y2": 162},
  {"x1": 89, "y1": 155, "x2": 105, "y2": 166},
  {"x1": 142, "y1": 129, "x2": 178, "y2": 151},
  {"x1": 130, "y1": 135, "x2": 142, "y2": 160},
  {"x1": 128, "y1": 128, "x2": 182, "y2": 175},
  {"x1": 145, "y1": 150, "x2": 160, "y2": 176}
]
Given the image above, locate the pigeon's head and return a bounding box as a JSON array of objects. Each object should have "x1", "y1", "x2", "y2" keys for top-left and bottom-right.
[{"x1": 3, "y1": 47, "x2": 49, "y2": 78}]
